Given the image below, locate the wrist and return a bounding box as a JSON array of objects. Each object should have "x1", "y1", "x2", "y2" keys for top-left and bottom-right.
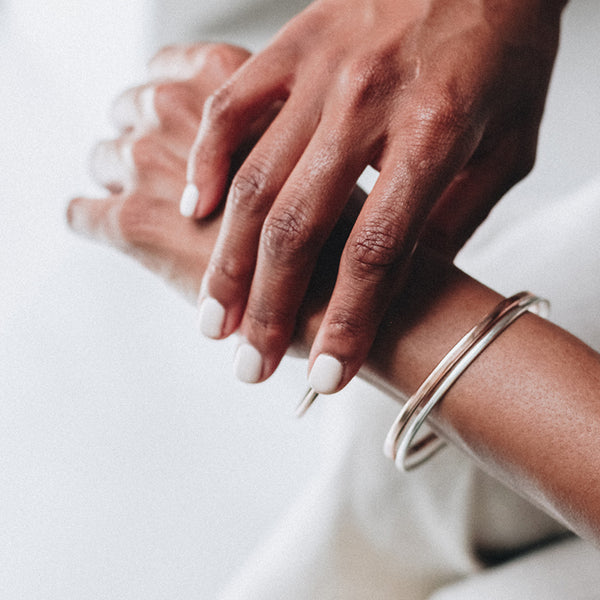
[{"x1": 294, "y1": 244, "x2": 501, "y2": 397}]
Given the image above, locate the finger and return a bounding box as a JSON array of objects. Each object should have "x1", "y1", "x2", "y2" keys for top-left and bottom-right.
[
  {"x1": 148, "y1": 43, "x2": 250, "y2": 82},
  {"x1": 67, "y1": 193, "x2": 214, "y2": 300},
  {"x1": 111, "y1": 81, "x2": 204, "y2": 155},
  {"x1": 197, "y1": 95, "x2": 320, "y2": 341},
  {"x1": 67, "y1": 195, "x2": 126, "y2": 246},
  {"x1": 231, "y1": 125, "x2": 370, "y2": 383},
  {"x1": 90, "y1": 134, "x2": 186, "y2": 198},
  {"x1": 129, "y1": 134, "x2": 187, "y2": 198},
  {"x1": 89, "y1": 137, "x2": 136, "y2": 194},
  {"x1": 307, "y1": 105, "x2": 480, "y2": 393},
  {"x1": 116, "y1": 45, "x2": 251, "y2": 136},
  {"x1": 181, "y1": 47, "x2": 295, "y2": 219},
  {"x1": 110, "y1": 83, "x2": 160, "y2": 134},
  {"x1": 422, "y1": 131, "x2": 537, "y2": 257}
]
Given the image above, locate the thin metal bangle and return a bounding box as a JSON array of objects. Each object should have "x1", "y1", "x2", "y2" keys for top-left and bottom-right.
[
  {"x1": 384, "y1": 292, "x2": 549, "y2": 471},
  {"x1": 296, "y1": 387, "x2": 319, "y2": 418},
  {"x1": 383, "y1": 293, "x2": 535, "y2": 460}
]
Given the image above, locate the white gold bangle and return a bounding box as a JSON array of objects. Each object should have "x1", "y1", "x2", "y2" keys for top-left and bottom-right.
[
  {"x1": 384, "y1": 292, "x2": 549, "y2": 471},
  {"x1": 296, "y1": 387, "x2": 319, "y2": 418}
]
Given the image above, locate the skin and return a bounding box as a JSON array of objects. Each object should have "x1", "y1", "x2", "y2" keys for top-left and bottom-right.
[
  {"x1": 68, "y1": 42, "x2": 600, "y2": 546},
  {"x1": 183, "y1": 0, "x2": 568, "y2": 391}
]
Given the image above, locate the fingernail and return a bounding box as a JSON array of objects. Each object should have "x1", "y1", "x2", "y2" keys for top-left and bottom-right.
[
  {"x1": 234, "y1": 343, "x2": 263, "y2": 383},
  {"x1": 198, "y1": 296, "x2": 226, "y2": 339},
  {"x1": 308, "y1": 354, "x2": 343, "y2": 394},
  {"x1": 140, "y1": 86, "x2": 159, "y2": 129},
  {"x1": 180, "y1": 183, "x2": 199, "y2": 217}
]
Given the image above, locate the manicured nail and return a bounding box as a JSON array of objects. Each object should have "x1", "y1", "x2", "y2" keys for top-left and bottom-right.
[
  {"x1": 308, "y1": 354, "x2": 343, "y2": 394},
  {"x1": 198, "y1": 297, "x2": 226, "y2": 339},
  {"x1": 180, "y1": 183, "x2": 199, "y2": 217},
  {"x1": 234, "y1": 343, "x2": 263, "y2": 383},
  {"x1": 140, "y1": 86, "x2": 159, "y2": 128}
]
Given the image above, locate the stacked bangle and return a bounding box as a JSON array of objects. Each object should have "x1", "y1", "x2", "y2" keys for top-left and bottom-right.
[{"x1": 383, "y1": 292, "x2": 549, "y2": 472}]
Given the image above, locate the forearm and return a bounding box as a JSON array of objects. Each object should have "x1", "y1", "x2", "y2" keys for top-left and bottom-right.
[{"x1": 295, "y1": 244, "x2": 600, "y2": 545}]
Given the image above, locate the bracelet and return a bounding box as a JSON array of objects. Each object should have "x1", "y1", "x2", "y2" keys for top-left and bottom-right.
[
  {"x1": 383, "y1": 292, "x2": 549, "y2": 472},
  {"x1": 296, "y1": 387, "x2": 319, "y2": 418}
]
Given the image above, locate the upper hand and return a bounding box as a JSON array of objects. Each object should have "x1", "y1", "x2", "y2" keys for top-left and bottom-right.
[{"x1": 184, "y1": 0, "x2": 564, "y2": 391}]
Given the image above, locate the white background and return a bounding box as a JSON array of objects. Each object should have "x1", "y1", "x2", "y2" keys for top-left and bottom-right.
[{"x1": 0, "y1": 0, "x2": 599, "y2": 598}]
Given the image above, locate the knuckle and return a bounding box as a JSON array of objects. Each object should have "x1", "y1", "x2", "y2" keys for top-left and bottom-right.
[
  {"x1": 153, "y1": 80, "x2": 195, "y2": 122},
  {"x1": 261, "y1": 202, "x2": 319, "y2": 262},
  {"x1": 209, "y1": 253, "x2": 251, "y2": 286},
  {"x1": 326, "y1": 309, "x2": 370, "y2": 342},
  {"x1": 245, "y1": 301, "x2": 292, "y2": 347},
  {"x1": 118, "y1": 193, "x2": 161, "y2": 245},
  {"x1": 414, "y1": 94, "x2": 472, "y2": 140},
  {"x1": 229, "y1": 160, "x2": 272, "y2": 215},
  {"x1": 337, "y1": 55, "x2": 390, "y2": 113},
  {"x1": 346, "y1": 220, "x2": 403, "y2": 275},
  {"x1": 203, "y1": 83, "x2": 236, "y2": 125},
  {"x1": 130, "y1": 135, "x2": 159, "y2": 171},
  {"x1": 404, "y1": 93, "x2": 476, "y2": 175}
]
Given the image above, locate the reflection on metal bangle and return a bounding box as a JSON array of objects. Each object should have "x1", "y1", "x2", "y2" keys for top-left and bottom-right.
[
  {"x1": 296, "y1": 387, "x2": 319, "y2": 418},
  {"x1": 384, "y1": 292, "x2": 549, "y2": 472}
]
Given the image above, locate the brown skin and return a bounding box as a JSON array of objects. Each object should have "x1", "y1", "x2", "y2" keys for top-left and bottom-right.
[
  {"x1": 68, "y1": 41, "x2": 600, "y2": 547},
  {"x1": 185, "y1": 0, "x2": 568, "y2": 390}
]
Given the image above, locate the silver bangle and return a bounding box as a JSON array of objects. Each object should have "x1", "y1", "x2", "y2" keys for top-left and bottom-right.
[
  {"x1": 296, "y1": 387, "x2": 319, "y2": 418},
  {"x1": 384, "y1": 292, "x2": 549, "y2": 471}
]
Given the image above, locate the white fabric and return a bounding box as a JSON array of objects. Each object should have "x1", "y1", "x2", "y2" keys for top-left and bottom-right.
[
  {"x1": 216, "y1": 176, "x2": 600, "y2": 600},
  {"x1": 429, "y1": 537, "x2": 600, "y2": 600}
]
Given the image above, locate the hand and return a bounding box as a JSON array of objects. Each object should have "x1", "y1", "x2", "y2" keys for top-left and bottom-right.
[
  {"x1": 67, "y1": 43, "x2": 251, "y2": 302},
  {"x1": 183, "y1": 0, "x2": 565, "y2": 391}
]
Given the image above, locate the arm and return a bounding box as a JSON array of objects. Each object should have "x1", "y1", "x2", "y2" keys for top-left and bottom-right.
[{"x1": 68, "y1": 42, "x2": 600, "y2": 547}]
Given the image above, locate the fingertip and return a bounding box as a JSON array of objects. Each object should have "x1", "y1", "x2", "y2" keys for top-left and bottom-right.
[
  {"x1": 308, "y1": 354, "x2": 344, "y2": 395},
  {"x1": 193, "y1": 193, "x2": 222, "y2": 219},
  {"x1": 233, "y1": 341, "x2": 264, "y2": 384},
  {"x1": 65, "y1": 197, "x2": 87, "y2": 234},
  {"x1": 180, "y1": 183, "x2": 199, "y2": 217},
  {"x1": 198, "y1": 296, "x2": 226, "y2": 339}
]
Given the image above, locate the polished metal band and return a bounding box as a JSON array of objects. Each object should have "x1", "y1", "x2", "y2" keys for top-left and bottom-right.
[{"x1": 384, "y1": 292, "x2": 549, "y2": 471}]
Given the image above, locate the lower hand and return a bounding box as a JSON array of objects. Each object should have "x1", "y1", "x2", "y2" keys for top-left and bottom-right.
[{"x1": 67, "y1": 43, "x2": 251, "y2": 302}]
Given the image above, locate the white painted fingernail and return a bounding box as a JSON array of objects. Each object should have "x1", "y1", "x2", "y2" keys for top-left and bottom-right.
[
  {"x1": 308, "y1": 354, "x2": 343, "y2": 394},
  {"x1": 140, "y1": 85, "x2": 159, "y2": 129},
  {"x1": 180, "y1": 183, "x2": 199, "y2": 217},
  {"x1": 111, "y1": 92, "x2": 137, "y2": 131},
  {"x1": 90, "y1": 140, "x2": 135, "y2": 192},
  {"x1": 234, "y1": 343, "x2": 263, "y2": 384},
  {"x1": 198, "y1": 297, "x2": 226, "y2": 339}
]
